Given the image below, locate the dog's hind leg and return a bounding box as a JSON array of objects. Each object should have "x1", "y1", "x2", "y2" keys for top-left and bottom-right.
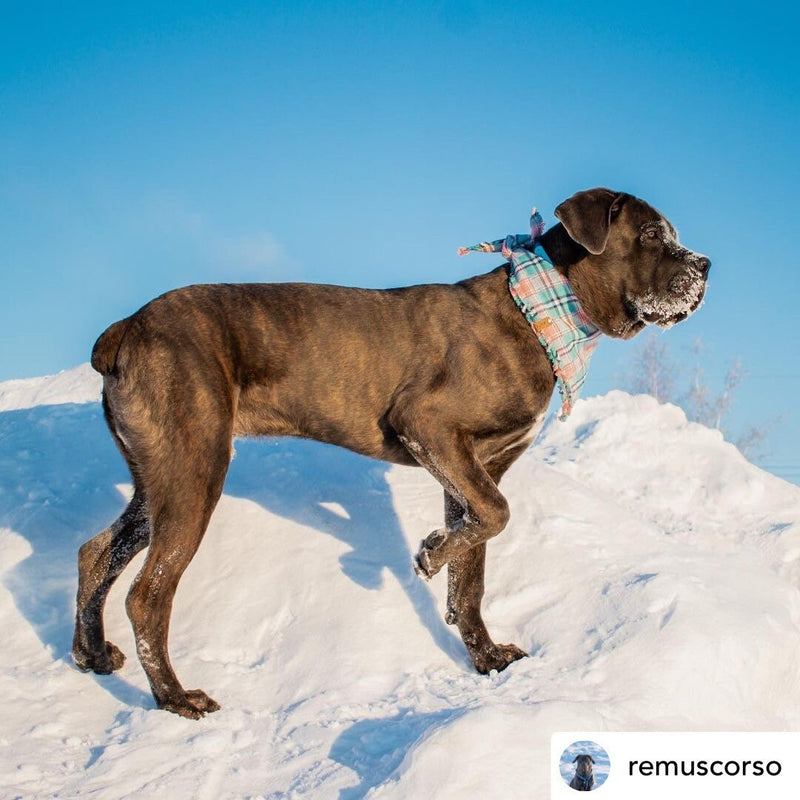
[
  {"x1": 73, "y1": 390, "x2": 152, "y2": 673},
  {"x1": 72, "y1": 491, "x2": 150, "y2": 673},
  {"x1": 124, "y1": 428, "x2": 231, "y2": 719}
]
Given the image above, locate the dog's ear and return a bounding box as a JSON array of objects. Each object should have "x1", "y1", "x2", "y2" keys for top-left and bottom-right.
[
  {"x1": 555, "y1": 188, "x2": 626, "y2": 254},
  {"x1": 573, "y1": 756, "x2": 579, "y2": 763},
  {"x1": 590, "y1": 755, "x2": 595, "y2": 764}
]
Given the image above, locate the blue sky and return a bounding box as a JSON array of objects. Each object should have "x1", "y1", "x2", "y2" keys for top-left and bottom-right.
[{"x1": 2, "y1": 1, "x2": 799, "y2": 482}]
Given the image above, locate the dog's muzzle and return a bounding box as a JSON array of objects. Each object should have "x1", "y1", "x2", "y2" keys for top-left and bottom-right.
[{"x1": 628, "y1": 254, "x2": 710, "y2": 329}]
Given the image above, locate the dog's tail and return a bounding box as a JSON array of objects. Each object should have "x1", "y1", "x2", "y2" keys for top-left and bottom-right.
[{"x1": 91, "y1": 318, "x2": 131, "y2": 375}]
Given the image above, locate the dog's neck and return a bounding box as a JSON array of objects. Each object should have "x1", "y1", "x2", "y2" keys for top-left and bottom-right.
[
  {"x1": 538, "y1": 223, "x2": 618, "y2": 338},
  {"x1": 573, "y1": 771, "x2": 592, "y2": 788},
  {"x1": 537, "y1": 223, "x2": 587, "y2": 274}
]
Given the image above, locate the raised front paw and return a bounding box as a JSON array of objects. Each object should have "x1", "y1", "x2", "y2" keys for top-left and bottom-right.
[{"x1": 413, "y1": 529, "x2": 448, "y2": 581}]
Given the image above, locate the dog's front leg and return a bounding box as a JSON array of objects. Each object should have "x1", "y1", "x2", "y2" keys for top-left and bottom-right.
[{"x1": 391, "y1": 413, "x2": 510, "y2": 578}]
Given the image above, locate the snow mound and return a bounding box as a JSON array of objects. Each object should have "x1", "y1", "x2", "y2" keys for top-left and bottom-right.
[
  {"x1": 0, "y1": 363, "x2": 101, "y2": 411},
  {"x1": 1, "y1": 373, "x2": 799, "y2": 798}
]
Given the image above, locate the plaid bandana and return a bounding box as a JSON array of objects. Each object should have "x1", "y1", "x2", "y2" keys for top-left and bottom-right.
[{"x1": 458, "y1": 208, "x2": 601, "y2": 420}]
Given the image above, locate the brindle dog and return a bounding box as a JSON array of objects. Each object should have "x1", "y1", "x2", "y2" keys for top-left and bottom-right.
[
  {"x1": 72, "y1": 188, "x2": 709, "y2": 718},
  {"x1": 570, "y1": 754, "x2": 595, "y2": 791}
]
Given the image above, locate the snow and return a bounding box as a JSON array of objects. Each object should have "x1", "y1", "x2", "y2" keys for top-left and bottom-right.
[
  {"x1": 2, "y1": 365, "x2": 800, "y2": 798},
  {"x1": 0, "y1": 363, "x2": 101, "y2": 411}
]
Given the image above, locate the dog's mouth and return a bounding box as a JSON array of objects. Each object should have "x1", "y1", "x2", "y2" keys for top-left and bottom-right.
[{"x1": 626, "y1": 268, "x2": 707, "y2": 330}]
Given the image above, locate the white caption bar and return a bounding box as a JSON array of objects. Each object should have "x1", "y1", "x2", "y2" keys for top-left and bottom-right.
[{"x1": 552, "y1": 731, "x2": 799, "y2": 799}]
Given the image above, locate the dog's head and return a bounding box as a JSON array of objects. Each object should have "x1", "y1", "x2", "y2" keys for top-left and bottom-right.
[
  {"x1": 573, "y1": 753, "x2": 595, "y2": 776},
  {"x1": 554, "y1": 188, "x2": 710, "y2": 339}
]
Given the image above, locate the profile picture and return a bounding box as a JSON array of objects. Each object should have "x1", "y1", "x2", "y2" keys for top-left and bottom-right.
[{"x1": 559, "y1": 740, "x2": 610, "y2": 791}]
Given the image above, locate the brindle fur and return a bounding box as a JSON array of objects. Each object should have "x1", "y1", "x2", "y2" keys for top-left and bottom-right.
[{"x1": 73, "y1": 188, "x2": 709, "y2": 718}]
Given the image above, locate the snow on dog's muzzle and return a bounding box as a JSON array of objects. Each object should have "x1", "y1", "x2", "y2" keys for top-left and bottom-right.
[{"x1": 628, "y1": 255, "x2": 709, "y2": 330}]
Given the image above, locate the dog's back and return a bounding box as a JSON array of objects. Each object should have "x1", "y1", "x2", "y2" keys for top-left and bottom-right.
[{"x1": 95, "y1": 277, "x2": 548, "y2": 464}]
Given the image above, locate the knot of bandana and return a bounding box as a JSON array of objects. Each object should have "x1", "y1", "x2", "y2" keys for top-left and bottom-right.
[{"x1": 458, "y1": 208, "x2": 601, "y2": 420}]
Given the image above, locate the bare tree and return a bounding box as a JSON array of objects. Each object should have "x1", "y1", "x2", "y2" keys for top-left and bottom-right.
[
  {"x1": 626, "y1": 330, "x2": 676, "y2": 403},
  {"x1": 683, "y1": 339, "x2": 747, "y2": 430},
  {"x1": 626, "y1": 334, "x2": 772, "y2": 459},
  {"x1": 734, "y1": 425, "x2": 770, "y2": 459},
  {"x1": 683, "y1": 337, "x2": 711, "y2": 425}
]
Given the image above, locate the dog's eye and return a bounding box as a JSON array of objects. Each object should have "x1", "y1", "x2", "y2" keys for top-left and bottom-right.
[{"x1": 646, "y1": 229, "x2": 658, "y2": 239}]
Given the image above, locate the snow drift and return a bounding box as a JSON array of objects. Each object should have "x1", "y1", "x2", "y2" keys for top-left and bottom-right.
[{"x1": 1, "y1": 365, "x2": 799, "y2": 798}]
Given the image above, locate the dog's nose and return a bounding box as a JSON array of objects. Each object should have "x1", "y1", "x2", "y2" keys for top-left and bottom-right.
[{"x1": 697, "y1": 256, "x2": 711, "y2": 276}]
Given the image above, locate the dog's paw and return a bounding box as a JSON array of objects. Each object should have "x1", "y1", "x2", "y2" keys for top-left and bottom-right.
[
  {"x1": 72, "y1": 641, "x2": 126, "y2": 674},
  {"x1": 413, "y1": 532, "x2": 447, "y2": 581},
  {"x1": 413, "y1": 546, "x2": 433, "y2": 581},
  {"x1": 472, "y1": 642, "x2": 527, "y2": 675},
  {"x1": 160, "y1": 689, "x2": 221, "y2": 720},
  {"x1": 423, "y1": 528, "x2": 447, "y2": 549}
]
